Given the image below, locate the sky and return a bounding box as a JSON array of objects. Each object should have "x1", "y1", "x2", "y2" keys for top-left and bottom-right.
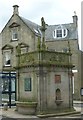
[{"x1": 0, "y1": 0, "x2": 82, "y2": 49}]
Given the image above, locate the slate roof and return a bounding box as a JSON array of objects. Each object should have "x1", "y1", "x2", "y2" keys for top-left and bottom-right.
[
  {"x1": 20, "y1": 17, "x2": 41, "y2": 36},
  {"x1": 45, "y1": 23, "x2": 78, "y2": 40},
  {"x1": 1, "y1": 11, "x2": 78, "y2": 41},
  {"x1": 20, "y1": 16, "x2": 78, "y2": 41},
  {"x1": 1, "y1": 13, "x2": 78, "y2": 41}
]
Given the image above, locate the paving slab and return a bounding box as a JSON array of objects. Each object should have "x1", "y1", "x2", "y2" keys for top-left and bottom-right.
[
  {"x1": 0, "y1": 101, "x2": 82, "y2": 119},
  {"x1": 1, "y1": 107, "x2": 38, "y2": 118}
]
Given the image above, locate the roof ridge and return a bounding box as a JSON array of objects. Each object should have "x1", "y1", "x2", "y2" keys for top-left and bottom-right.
[
  {"x1": 48, "y1": 23, "x2": 73, "y2": 27},
  {"x1": 20, "y1": 16, "x2": 40, "y2": 26}
]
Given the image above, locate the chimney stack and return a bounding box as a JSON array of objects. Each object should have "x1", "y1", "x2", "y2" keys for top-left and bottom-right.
[
  {"x1": 72, "y1": 11, "x2": 78, "y2": 27},
  {"x1": 13, "y1": 5, "x2": 19, "y2": 15}
]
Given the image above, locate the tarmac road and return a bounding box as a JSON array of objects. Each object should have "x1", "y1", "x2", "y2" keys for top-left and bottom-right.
[{"x1": 1, "y1": 117, "x2": 83, "y2": 120}]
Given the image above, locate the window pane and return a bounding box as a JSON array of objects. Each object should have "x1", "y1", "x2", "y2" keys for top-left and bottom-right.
[
  {"x1": 24, "y1": 78, "x2": 31, "y2": 91},
  {"x1": 64, "y1": 29, "x2": 66, "y2": 36},
  {"x1": 11, "y1": 93, "x2": 16, "y2": 104},
  {"x1": 54, "y1": 31, "x2": 55, "y2": 36},
  {"x1": 2, "y1": 78, "x2": 9, "y2": 91},
  {"x1": 14, "y1": 33, "x2": 18, "y2": 39},
  {"x1": 2, "y1": 94, "x2": 9, "y2": 103},
  {"x1": 4, "y1": 51, "x2": 11, "y2": 66},
  {"x1": 55, "y1": 75, "x2": 61, "y2": 83},
  {"x1": 11, "y1": 78, "x2": 15, "y2": 91},
  {"x1": 12, "y1": 29, "x2": 18, "y2": 40},
  {"x1": 56, "y1": 30, "x2": 62, "y2": 37}
]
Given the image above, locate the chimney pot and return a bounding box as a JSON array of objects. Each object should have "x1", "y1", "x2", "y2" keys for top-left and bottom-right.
[
  {"x1": 13, "y1": 5, "x2": 19, "y2": 15},
  {"x1": 72, "y1": 11, "x2": 78, "y2": 27}
]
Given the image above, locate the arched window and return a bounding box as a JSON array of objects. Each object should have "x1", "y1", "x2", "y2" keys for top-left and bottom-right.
[{"x1": 56, "y1": 88, "x2": 61, "y2": 100}]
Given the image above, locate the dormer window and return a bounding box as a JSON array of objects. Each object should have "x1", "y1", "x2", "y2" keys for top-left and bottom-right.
[
  {"x1": 53, "y1": 26, "x2": 68, "y2": 39},
  {"x1": 12, "y1": 28, "x2": 18, "y2": 40}
]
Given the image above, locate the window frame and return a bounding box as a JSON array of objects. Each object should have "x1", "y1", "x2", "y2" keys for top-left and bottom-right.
[
  {"x1": 12, "y1": 28, "x2": 18, "y2": 41},
  {"x1": 55, "y1": 75, "x2": 61, "y2": 83},
  {"x1": 53, "y1": 28, "x2": 68, "y2": 39},
  {"x1": 24, "y1": 78, "x2": 32, "y2": 91},
  {"x1": 3, "y1": 50, "x2": 11, "y2": 67}
]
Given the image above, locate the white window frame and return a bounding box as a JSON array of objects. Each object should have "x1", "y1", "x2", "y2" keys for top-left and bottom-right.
[
  {"x1": 12, "y1": 28, "x2": 18, "y2": 40},
  {"x1": 53, "y1": 28, "x2": 68, "y2": 39},
  {"x1": 4, "y1": 50, "x2": 11, "y2": 67}
]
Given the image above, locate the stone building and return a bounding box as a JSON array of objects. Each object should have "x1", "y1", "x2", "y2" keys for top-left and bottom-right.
[
  {"x1": 0, "y1": 5, "x2": 81, "y2": 112},
  {"x1": 45, "y1": 14, "x2": 80, "y2": 100},
  {"x1": 0, "y1": 33, "x2": 2, "y2": 71},
  {"x1": 79, "y1": 50, "x2": 83, "y2": 100}
]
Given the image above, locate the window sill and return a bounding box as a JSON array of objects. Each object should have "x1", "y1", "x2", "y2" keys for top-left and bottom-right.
[
  {"x1": 11, "y1": 39, "x2": 18, "y2": 42},
  {"x1": 4, "y1": 65, "x2": 11, "y2": 67}
]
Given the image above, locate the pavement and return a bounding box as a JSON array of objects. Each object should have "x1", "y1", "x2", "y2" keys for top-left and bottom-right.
[
  {"x1": 0, "y1": 101, "x2": 82, "y2": 119},
  {"x1": 0, "y1": 107, "x2": 38, "y2": 118}
]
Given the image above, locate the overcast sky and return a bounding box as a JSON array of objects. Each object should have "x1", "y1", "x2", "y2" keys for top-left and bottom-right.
[{"x1": 0, "y1": 0, "x2": 82, "y2": 49}]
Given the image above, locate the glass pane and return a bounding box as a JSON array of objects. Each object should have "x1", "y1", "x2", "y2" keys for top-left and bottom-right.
[
  {"x1": 57, "y1": 29, "x2": 62, "y2": 37},
  {"x1": 11, "y1": 78, "x2": 15, "y2": 91},
  {"x1": 11, "y1": 72, "x2": 16, "y2": 77},
  {"x1": 12, "y1": 29, "x2": 18, "y2": 40},
  {"x1": 24, "y1": 78, "x2": 31, "y2": 91},
  {"x1": 2, "y1": 94, "x2": 9, "y2": 103},
  {"x1": 2, "y1": 78, "x2": 9, "y2": 92},
  {"x1": 11, "y1": 93, "x2": 15, "y2": 104},
  {"x1": 64, "y1": 29, "x2": 66, "y2": 36},
  {"x1": 4, "y1": 51, "x2": 11, "y2": 66}
]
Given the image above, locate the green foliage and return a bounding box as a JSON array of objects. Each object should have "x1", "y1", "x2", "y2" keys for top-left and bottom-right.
[
  {"x1": 16, "y1": 44, "x2": 21, "y2": 55},
  {"x1": 37, "y1": 37, "x2": 41, "y2": 50},
  {"x1": 42, "y1": 37, "x2": 46, "y2": 50}
]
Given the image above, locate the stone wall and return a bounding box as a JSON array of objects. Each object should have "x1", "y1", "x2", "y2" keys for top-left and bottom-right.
[
  {"x1": 46, "y1": 39, "x2": 80, "y2": 100},
  {"x1": 1, "y1": 14, "x2": 38, "y2": 69},
  {"x1": 17, "y1": 66, "x2": 73, "y2": 111}
]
